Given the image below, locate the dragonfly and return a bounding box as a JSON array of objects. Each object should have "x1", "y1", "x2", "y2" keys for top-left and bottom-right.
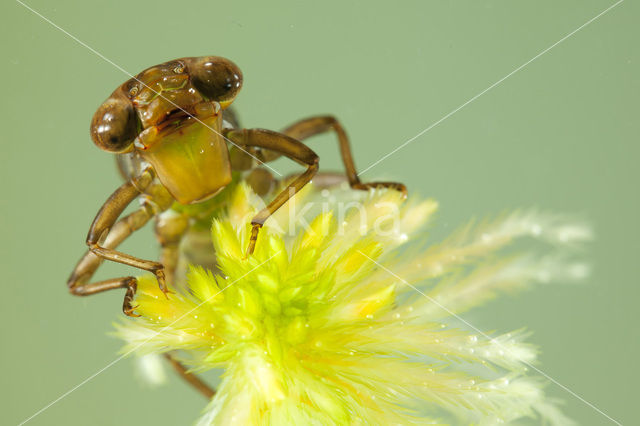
[{"x1": 67, "y1": 55, "x2": 406, "y2": 397}]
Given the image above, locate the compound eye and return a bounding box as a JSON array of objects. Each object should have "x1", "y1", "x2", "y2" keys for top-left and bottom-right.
[
  {"x1": 90, "y1": 97, "x2": 138, "y2": 152},
  {"x1": 189, "y1": 57, "x2": 243, "y2": 105}
]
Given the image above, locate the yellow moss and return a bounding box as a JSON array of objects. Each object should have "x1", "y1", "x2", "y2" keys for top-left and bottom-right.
[{"x1": 115, "y1": 183, "x2": 587, "y2": 425}]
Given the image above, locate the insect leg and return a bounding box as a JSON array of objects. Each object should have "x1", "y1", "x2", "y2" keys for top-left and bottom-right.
[
  {"x1": 225, "y1": 128, "x2": 319, "y2": 256},
  {"x1": 282, "y1": 115, "x2": 407, "y2": 195},
  {"x1": 69, "y1": 276, "x2": 140, "y2": 317},
  {"x1": 68, "y1": 203, "x2": 153, "y2": 316},
  {"x1": 283, "y1": 171, "x2": 347, "y2": 189},
  {"x1": 222, "y1": 106, "x2": 241, "y2": 129},
  {"x1": 163, "y1": 352, "x2": 216, "y2": 399},
  {"x1": 67, "y1": 169, "x2": 168, "y2": 316},
  {"x1": 154, "y1": 211, "x2": 190, "y2": 287}
]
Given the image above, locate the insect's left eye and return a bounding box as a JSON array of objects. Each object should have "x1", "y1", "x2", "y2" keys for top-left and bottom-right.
[
  {"x1": 173, "y1": 64, "x2": 185, "y2": 74},
  {"x1": 186, "y1": 56, "x2": 243, "y2": 104}
]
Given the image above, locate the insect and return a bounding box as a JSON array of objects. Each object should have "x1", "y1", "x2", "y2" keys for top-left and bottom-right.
[
  {"x1": 67, "y1": 55, "x2": 405, "y2": 319},
  {"x1": 66, "y1": 55, "x2": 406, "y2": 396}
]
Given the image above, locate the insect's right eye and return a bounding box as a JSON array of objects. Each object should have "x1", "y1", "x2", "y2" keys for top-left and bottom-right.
[
  {"x1": 128, "y1": 86, "x2": 139, "y2": 97},
  {"x1": 90, "y1": 97, "x2": 139, "y2": 153}
]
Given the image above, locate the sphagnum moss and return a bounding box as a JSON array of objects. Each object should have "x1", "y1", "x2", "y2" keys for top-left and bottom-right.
[{"x1": 116, "y1": 183, "x2": 590, "y2": 425}]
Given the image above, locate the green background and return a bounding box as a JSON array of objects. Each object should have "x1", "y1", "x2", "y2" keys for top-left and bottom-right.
[{"x1": 1, "y1": 0, "x2": 637, "y2": 424}]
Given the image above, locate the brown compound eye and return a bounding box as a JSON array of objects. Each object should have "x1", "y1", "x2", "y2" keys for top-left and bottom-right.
[
  {"x1": 90, "y1": 96, "x2": 138, "y2": 153},
  {"x1": 187, "y1": 56, "x2": 243, "y2": 105}
]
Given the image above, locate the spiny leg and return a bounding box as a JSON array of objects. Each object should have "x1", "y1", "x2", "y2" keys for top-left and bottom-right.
[
  {"x1": 69, "y1": 274, "x2": 140, "y2": 316},
  {"x1": 68, "y1": 169, "x2": 168, "y2": 315},
  {"x1": 225, "y1": 128, "x2": 319, "y2": 255},
  {"x1": 68, "y1": 207, "x2": 153, "y2": 316},
  {"x1": 163, "y1": 353, "x2": 216, "y2": 399},
  {"x1": 282, "y1": 115, "x2": 407, "y2": 196},
  {"x1": 85, "y1": 172, "x2": 170, "y2": 294}
]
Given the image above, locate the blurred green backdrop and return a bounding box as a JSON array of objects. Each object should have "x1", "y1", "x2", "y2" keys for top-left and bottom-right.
[{"x1": 1, "y1": 0, "x2": 637, "y2": 424}]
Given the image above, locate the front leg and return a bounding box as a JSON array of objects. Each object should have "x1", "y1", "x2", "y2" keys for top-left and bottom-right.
[
  {"x1": 225, "y1": 128, "x2": 319, "y2": 256},
  {"x1": 88, "y1": 245, "x2": 167, "y2": 292},
  {"x1": 68, "y1": 169, "x2": 171, "y2": 315}
]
